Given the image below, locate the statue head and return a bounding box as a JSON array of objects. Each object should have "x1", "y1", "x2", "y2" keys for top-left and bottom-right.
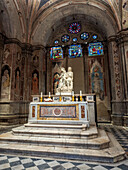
[
  {"x1": 61, "y1": 67, "x2": 66, "y2": 73},
  {"x1": 68, "y1": 67, "x2": 72, "y2": 72},
  {"x1": 34, "y1": 73, "x2": 37, "y2": 78}
]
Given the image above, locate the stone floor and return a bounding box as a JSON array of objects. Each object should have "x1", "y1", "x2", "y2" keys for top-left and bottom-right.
[{"x1": 0, "y1": 124, "x2": 128, "y2": 170}]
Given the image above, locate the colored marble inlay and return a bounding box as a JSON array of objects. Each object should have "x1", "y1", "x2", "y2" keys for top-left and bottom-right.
[
  {"x1": 81, "y1": 105, "x2": 85, "y2": 118},
  {"x1": 32, "y1": 106, "x2": 35, "y2": 117},
  {"x1": 37, "y1": 104, "x2": 79, "y2": 120}
]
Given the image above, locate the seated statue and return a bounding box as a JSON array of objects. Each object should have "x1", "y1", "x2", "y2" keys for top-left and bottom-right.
[{"x1": 56, "y1": 67, "x2": 73, "y2": 94}]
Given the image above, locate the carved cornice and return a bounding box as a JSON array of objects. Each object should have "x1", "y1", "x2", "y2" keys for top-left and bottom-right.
[
  {"x1": 108, "y1": 30, "x2": 128, "y2": 45},
  {"x1": 4, "y1": 36, "x2": 46, "y2": 53},
  {"x1": 116, "y1": 30, "x2": 128, "y2": 45}
]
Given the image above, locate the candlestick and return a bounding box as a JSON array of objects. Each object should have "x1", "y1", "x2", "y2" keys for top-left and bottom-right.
[
  {"x1": 40, "y1": 97, "x2": 43, "y2": 102},
  {"x1": 72, "y1": 91, "x2": 74, "y2": 101},
  {"x1": 80, "y1": 90, "x2": 82, "y2": 101},
  {"x1": 59, "y1": 96, "x2": 62, "y2": 102},
  {"x1": 49, "y1": 92, "x2": 50, "y2": 98},
  {"x1": 72, "y1": 91, "x2": 74, "y2": 96}
]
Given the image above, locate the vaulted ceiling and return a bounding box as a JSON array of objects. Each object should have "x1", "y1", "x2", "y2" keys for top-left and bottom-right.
[{"x1": 0, "y1": 0, "x2": 122, "y2": 46}]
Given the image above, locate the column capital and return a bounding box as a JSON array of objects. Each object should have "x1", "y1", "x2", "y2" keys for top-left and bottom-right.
[{"x1": 108, "y1": 30, "x2": 128, "y2": 45}]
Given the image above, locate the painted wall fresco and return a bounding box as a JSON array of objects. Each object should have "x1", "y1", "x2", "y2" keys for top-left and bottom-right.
[
  {"x1": 88, "y1": 56, "x2": 110, "y2": 122},
  {"x1": 91, "y1": 64, "x2": 104, "y2": 100},
  {"x1": 88, "y1": 58, "x2": 105, "y2": 99},
  {"x1": 32, "y1": 71, "x2": 39, "y2": 95}
]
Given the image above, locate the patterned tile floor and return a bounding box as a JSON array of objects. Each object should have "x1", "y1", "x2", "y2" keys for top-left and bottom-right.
[
  {"x1": 0, "y1": 124, "x2": 128, "y2": 170},
  {"x1": 99, "y1": 124, "x2": 128, "y2": 155}
]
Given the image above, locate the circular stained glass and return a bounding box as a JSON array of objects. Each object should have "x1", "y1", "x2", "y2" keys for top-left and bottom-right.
[
  {"x1": 93, "y1": 34, "x2": 98, "y2": 39},
  {"x1": 69, "y1": 23, "x2": 81, "y2": 34},
  {"x1": 61, "y1": 34, "x2": 70, "y2": 43},
  {"x1": 54, "y1": 40, "x2": 59, "y2": 44},
  {"x1": 73, "y1": 37, "x2": 77, "y2": 42},
  {"x1": 81, "y1": 32, "x2": 89, "y2": 40}
]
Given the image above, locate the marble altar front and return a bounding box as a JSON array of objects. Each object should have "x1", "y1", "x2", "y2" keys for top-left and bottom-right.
[{"x1": 29, "y1": 101, "x2": 90, "y2": 127}]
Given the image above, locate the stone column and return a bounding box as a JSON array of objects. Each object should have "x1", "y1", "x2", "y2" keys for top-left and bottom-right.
[
  {"x1": 38, "y1": 46, "x2": 46, "y2": 95},
  {"x1": 108, "y1": 36, "x2": 126, "y2": 125},
  {"x1": 116, "y1": 30, "x2": 128, "y2": 126},
  {"x1": 0, "y1": 33, "x2": 4, "y2": 99},
  {"x1": 22, "y1": 44, "x2": 32, "y2": 101},
  {"x1": 46, "y1": 48, "x2": 52, "y2": 95}
]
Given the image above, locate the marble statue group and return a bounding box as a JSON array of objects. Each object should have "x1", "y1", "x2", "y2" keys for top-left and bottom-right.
[{"x1": 56, "y1": 67, "x2": 73, "y2": 94}]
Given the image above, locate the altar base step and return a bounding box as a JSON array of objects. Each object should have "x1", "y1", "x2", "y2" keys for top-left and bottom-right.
[
  {"x1": 0, "y1": 132, "x2": 125, "y2": 163},
  {"x1": 0, "y1": 124, "x2": 126, "y2": 163},
  {"x1": 12, "y1": 123, "x2": 97, "y2": 139}
]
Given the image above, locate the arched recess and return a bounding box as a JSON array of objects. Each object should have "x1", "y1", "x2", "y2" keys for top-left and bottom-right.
[
  {"x1": 30, "y1": 1, "x2": 120, "y2": 122},
  {"x1": 31, "y1": 1, "x2": 120, "y2": 45},
  {"x1": 32, "y1": 70, "x2": 39, "y2": 95}
]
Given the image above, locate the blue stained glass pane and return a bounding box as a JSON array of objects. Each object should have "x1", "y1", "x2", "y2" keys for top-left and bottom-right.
[
  {"x1": 69, "y1": 23, "x2": 81, "y2": 34},
  {"x1": 69, "y1": 45, "x2": 82, "y2": 58},
  {"x1": 81, "y1": 32, "x2": 89, "y2": 40},
  {"x1": 73, "y1": 37, "x2": 77, "y2": 42},
  {"x1": 88, "y1": 42, "x2": 103, "y2": 56},
  {"x1": 54, "y1": 40, "x2": 59, "y2": 44},
  {"x1": 61, "y1": 35, "x2": 70, "y2": 43},
  {"x1": 93, "y1": 35, "x2": 98, "y2": 39},
  {"x1": 50, "y1": 47, "x2": 63, "y2": 60}
]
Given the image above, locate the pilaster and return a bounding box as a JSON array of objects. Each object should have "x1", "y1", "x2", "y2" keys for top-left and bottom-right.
[
  {"x1": 108, "y1": 31, "x2": 128, "y2": 126},
  {"x1": 0, "y1": 33, "x2": 5, "y2": 99}
]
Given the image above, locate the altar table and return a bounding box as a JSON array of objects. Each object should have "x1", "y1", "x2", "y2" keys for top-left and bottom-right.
[{"x1": 29, "y1": 102, "x2": 90, "y2": 126}]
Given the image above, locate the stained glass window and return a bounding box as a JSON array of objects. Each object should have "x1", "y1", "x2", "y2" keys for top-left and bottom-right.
[
  {"x1": 93, "y1": 34, "x2": 98, "y2": 39},
  {"x1": 73, "y1": 37, "x2": 77, "y2": 42},
  {"x1": 54, "y1": 40, "x2": 59, "y2": 45},
  {"x1": 88, "y1": 42, "x2": 103, "y2": 56},
  {"x1": 50, "y1": 47, "x2": 63, "y2": 60},
  {"x1": 69, "y1": 23, "x2": 81, "y2": 34},
  {"x1": 61, "y1": 35, "x2": 70, "y2": 43},
  {"x1": 69, "y1": 45, "x2": 82, "y2": 58},
  {"x1": 81, "y1": 32, "x2": 89, "y2": 40}
]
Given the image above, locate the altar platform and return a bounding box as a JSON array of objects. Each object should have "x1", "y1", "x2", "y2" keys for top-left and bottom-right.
[{"x1": 0, "y1": 96, "x2": 126, "y2": 163}]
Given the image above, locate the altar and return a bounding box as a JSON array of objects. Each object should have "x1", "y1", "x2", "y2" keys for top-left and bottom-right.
[{"x1": 29, "y1": 101, "x2": 90, "y2": 127}]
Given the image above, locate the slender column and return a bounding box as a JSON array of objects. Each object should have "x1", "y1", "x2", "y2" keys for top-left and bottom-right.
[
  {"x1": 39, "y1": 47, "x2": 46, "y2": 95},
  {"x1": 116, "y1": 30, "x2": 128, "y2": 126},
  {"x1": 0, "y1": 34, "x2": 4, "y2": 99},
  {"x1": 22, "y1": 44, "x2": 32, "y2": 101}
]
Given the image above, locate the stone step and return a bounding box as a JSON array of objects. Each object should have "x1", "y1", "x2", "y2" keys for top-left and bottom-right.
[
  {"x1": 0, "y1": 132, "x2": 126, "y2": 163},
  {"x1": 28, "y1": 120, "x2": 91, "y2": 126},
  {"x1": 25, "y1": 123, "x2": 85, "y2": 129},
  {"x1": 0, "y1": 129, "x2": 110, "y2": 150},
  {"x1": 12, "y1": 125, "x2": 98, "y2": 139}
]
